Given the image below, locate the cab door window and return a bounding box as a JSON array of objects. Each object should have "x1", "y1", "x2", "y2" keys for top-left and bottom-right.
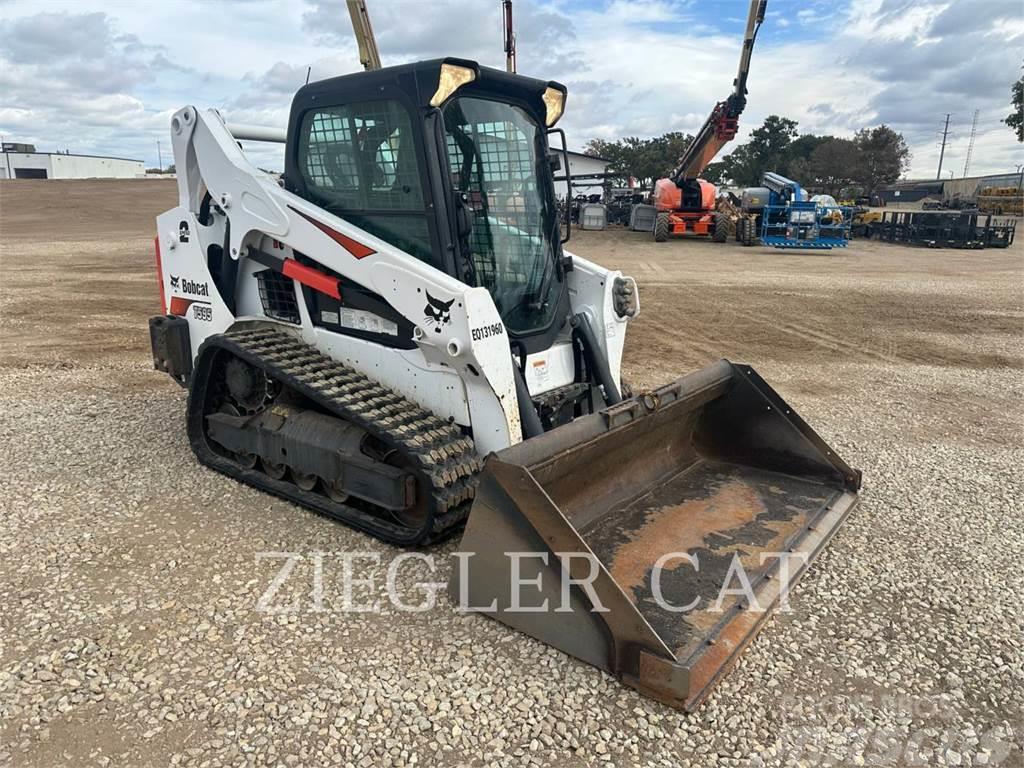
[{"x1": 298, "y1": 100, "x2": 437, "y2": 267}]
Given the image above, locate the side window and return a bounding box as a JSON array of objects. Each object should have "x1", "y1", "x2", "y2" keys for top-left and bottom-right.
[
  {"x1": 303, "y1": 111, "x2": 359, "y2": 194},
  {"x1": 301, "y1": 101, "x2": 423, "y2": 209},
  {"x1": 298, "y1": 100, "x2": 436, "y2": 266}
]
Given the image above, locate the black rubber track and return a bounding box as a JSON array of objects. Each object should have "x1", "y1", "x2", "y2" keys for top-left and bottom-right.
[{"x1": 187, "y1": 326, "x2": 481, "y2": 546}]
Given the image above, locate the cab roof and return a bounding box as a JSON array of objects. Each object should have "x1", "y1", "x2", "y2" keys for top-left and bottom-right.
[{"x1": 290, "y1": 57, "x2": 566, "y2": 126}]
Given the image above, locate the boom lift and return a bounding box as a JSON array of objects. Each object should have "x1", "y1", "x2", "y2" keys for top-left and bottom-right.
[
  {"x1": 346, "y1": 0, "x2": 382, "y2": 70},
  {"x1": 742, "y1": 172, "x2": 850, "y2": 249},
  {"x1": 149, "y1": 54, "x2": 859, "y2": 710},
  {"x1": 653, "y1": 0, "x2": 767, "y2": 242}
]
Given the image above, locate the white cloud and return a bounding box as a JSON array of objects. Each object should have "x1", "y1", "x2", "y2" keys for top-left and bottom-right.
[{"x1": 0, "y1": 0, "x2": 1019, "y2": 178}]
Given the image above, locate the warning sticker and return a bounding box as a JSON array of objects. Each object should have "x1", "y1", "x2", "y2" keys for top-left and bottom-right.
[{"x1": 532, "y1": 359, "x2": 549, "y2": 382}]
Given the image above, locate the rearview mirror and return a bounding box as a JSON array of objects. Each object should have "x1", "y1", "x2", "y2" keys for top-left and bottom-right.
[{"x1": 547, "y1": 128, "x2": 571, "y2": 245}]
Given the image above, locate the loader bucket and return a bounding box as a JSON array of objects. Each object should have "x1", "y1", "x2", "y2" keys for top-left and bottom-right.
[{"x1": 450, "y1": 361, "x2": 860, "y2": 710}]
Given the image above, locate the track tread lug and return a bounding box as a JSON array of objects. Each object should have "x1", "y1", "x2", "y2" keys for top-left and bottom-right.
[{"x1": 192, "y1": 327, "x2": 480, "y2": 545}]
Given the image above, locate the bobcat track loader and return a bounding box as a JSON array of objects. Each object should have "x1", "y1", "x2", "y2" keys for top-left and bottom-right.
[{"x1": 150, "y1": 58, "x2": 860, "y2": 710}]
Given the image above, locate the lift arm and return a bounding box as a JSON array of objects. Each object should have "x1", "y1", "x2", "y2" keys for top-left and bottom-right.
[
  {"x1": 669, "y1": 0, "x2": 767, "y2": 183},
  {"x1": 761, "y1": 171, "x2": 804, "y2": 203},
  {"x1": 346, "y1": 0, "x2": 382, "y2": 70}
]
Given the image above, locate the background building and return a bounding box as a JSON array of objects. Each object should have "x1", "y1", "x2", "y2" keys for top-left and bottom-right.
[
  {"x1": 941, "y1": 172, "x2": 1022, "y2": 204},
  {"x1": 876, "y1": 171, "x2": 1023, "y2": 205},
  {"x1": 555, "y1": 151, "x2": 613, "y2": 200},
  {"x1": 1, "y1": 143, "x2": 145, "y2": 179}
]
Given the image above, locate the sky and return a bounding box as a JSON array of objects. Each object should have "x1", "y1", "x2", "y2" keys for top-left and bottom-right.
[{"x1": 1, "y1": 0, "x2": 1021, "y2": 179}]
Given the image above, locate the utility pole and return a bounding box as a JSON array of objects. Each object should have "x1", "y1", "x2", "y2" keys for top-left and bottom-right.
[
  {"x1": 962, "y1": 109, "x2": 979, "y2": 178},
  {"x1": 503, "y1": 0, "x2": 516, "y2": 73},
  {"x1": 2, "y1": 134, "x2": 12, "y2": 180},
  {"x1": 935, "y1": 113, "x2": 950, "y2": 180},
  {"x1": 157, "y1": 140, "x2": 163, "y2": 172}
]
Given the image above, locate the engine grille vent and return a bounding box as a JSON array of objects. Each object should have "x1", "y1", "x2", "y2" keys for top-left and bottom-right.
[{"x1": 256, "y1": 269, "x2": 300, "y2": 324}]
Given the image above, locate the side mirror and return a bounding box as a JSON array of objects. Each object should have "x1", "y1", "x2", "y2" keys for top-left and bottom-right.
[
  {"x1": 548, "y1": 152, "x2": 562, "y2": 172},
  {"x1": 547, "y1": 127, "x2": 571, "y2": 245}
]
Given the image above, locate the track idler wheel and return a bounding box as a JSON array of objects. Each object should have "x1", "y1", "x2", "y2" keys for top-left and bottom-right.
[
  {"x1": 292, "y1": 471, "x2": 318, "y2": 492},
  {"x1": 324, "y1": 480, "x2": 349, "y2": 504},
  {"x1": 262, "y1": 459, "x2": 287, "y2": 480},
  {"x1": 225, "y1": 357, "x2": 272, "y2": 413}
]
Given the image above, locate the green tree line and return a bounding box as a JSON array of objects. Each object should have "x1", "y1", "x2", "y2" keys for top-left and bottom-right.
[
  {"x1": 584, "y1": 115, "x2": 911, "y2": 195},
  {"x1": 1005, "y1": 73, "x2": 1023, "y2": 142}
]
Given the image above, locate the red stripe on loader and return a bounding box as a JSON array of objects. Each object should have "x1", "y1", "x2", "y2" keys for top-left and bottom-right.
[
  {"x1": 282, "y1": 259, "x2": 342, "y2": 300},
  {"x1": 289, "y1": 206, "x2": 377, "y2": 259},
  {"x1": 169, "y1": 296, "x2": 196, "y2": 316},
  {"x1": 154, "y1": 236, "x2": 167, "y2": 315}
]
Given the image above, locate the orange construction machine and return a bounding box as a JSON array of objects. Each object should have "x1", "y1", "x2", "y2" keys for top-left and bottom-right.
[{"x1": 654, "y1": 0, "x2": 766, "y2": 242}]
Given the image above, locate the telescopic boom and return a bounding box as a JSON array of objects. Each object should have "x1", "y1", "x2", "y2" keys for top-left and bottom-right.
[
  {"x1": 669, "y1": 0, "x2": 767, "y2": 182},
  {"x1": 346, "y1": 0, "x2": 382, "y2": 70}
]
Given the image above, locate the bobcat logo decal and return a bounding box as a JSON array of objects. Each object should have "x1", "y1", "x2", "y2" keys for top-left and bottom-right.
[
  {"x1": 423, "y1": 292, "x2": 454, "y2": 334},
  {"x1": 169, "y1": 274, "x2": 180, "y2": 290}
]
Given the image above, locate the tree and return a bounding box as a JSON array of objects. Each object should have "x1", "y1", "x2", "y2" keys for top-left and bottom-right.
[
  {"x1": 583, "y1": 132, "x2": 693, "y2": 189},
  {"x1": 794, "y1": 138, "x2": 859, "y2": 196},
  {"x1": 710, "y1": 115, "x2": 799, "y2": 186},
  {"x1": 702, "y1": 159, "x2": 731, "y2": 185},
  {"x1": 1005, "y1": 74, "x2": 1023, "y2": 142},
  {"x1": 853, "y1": 125, "x2": 910, "y2": 193},
  {"x1": 785, "y1": 134, "x2": 830, "y2": 175},
  {"x1": 590, "y1": 117, "x2": 909, "y2": 195},
  {"x1": 584, "y1": 139, "x2": 626, "y2": 170},
  {"x1": 651, "y1": 134, "x2": 692, "y2": 180}
]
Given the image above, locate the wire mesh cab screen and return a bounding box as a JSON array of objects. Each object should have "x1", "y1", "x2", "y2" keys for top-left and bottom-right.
[
  {"x1": 443, "y1": 97, "x2": 561, "y2": 335},
  {"x1": 297, "y1": 100, "x2": 436, "y2": 267}
]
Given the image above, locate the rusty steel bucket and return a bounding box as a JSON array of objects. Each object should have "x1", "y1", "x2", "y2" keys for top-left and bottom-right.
[{"x1": 450, "y1": 360, "x2": 860, "y2": 710}]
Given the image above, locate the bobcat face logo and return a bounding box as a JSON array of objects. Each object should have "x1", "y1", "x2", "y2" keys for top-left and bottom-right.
[
  {"x1": 423, "y1": 292, "x2": 454, "y2": 334},
  {"x1": 169, "y1": 274, "x2": 180, "y2": 290}
]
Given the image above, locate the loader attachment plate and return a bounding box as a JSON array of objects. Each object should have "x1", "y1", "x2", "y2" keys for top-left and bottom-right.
[{"x1": 451, "y1": 360, "x2": 860, "y2": 710}]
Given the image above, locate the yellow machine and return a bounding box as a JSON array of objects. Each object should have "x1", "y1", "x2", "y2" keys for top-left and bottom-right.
[
  {"x1": 977, "y1": 187, "x2": 1023, "y2": 216},
  {"x1": 850, "y1": 208, "x2": 882, "y2": 238}
]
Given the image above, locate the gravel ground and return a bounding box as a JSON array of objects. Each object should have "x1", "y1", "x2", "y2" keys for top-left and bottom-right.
[{"x1": 1, "y1": 180, "x2": 1022, "y2": 767}]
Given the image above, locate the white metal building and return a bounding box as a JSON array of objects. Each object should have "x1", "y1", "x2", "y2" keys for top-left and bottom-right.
[
  {"x1": 556, "y1": 151, "x2": 613, "y2": 201},
  {"x1": 0, "y1": 145, "x2": 145, "y2": 179}
]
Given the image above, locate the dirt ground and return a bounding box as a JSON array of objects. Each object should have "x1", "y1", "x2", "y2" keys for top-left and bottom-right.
[
  {"x1": 1, "y1": 179, "x2": 1022, "y2": 767},
  {"x1": 2, "y1": 179, "x2": 1020, "y2": 390}
]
